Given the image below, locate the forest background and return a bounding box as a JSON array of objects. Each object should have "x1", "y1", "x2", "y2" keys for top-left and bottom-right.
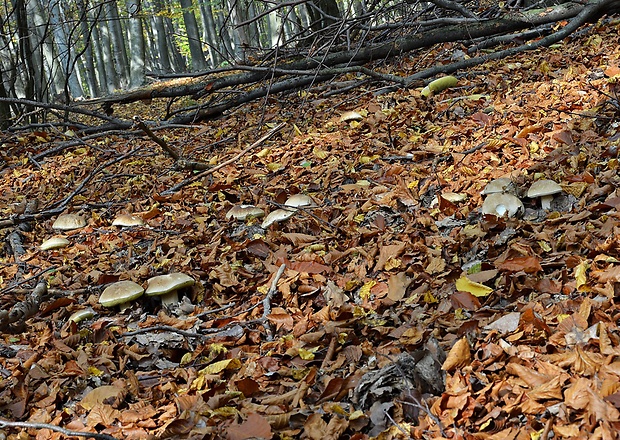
[{"x1": 0, "y1": 0, "x2": 620, "y2": 439}]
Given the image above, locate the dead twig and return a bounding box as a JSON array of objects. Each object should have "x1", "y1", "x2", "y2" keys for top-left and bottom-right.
[
  {"x1": 260, "y1": 264, "x2": 287, "y2": 341},
  {"x1": 0, "y1": 419, "x2": 118, "y2": 440}
]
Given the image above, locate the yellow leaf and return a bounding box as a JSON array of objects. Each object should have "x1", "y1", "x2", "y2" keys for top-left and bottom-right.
[
  {"x1": 456, "y1": 274, "x2": 493, "y2": 297},
  {"x1": 575, "y1": 260, "x2": 589, "y2": 290},
  {"x1": 256, "y1": 148, "x2": 270, "y2": 158},
  {"x1": 538, "y1": 240, "x2": 552, "y2": 252},
  {"x1": 293, "y1": 124, "x2": 303, "y2": 136},
  {"x1": 359, "y1": 280, "x2": 376, "y2": 300},
  {"x1": 313, "y1": 147, "x2": 328, "y2": 159},
  {"x1": 423, "y1": 291, "x2": 438, "y2": 304},
  {"x1": 298, "y1": 347, "x2": 316, "y2": 360},
  {"x1": 267, "y1": 162, "x2": 282, "y2": 171},
  {"x1": 384, "y1": 257, "x2": 401, "y2": 271},
  {"x1": 200, "y1": 358, "x2": 241, "y2": 375}
]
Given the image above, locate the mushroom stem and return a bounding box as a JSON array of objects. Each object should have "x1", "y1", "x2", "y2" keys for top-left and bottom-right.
[
  {"x1": 160, "y1": 291, "x2": 179, "y2": 306},
  {"x1": 119, "y1": 302, "x2": 131, "y2": 312},
  {"x1": 540, "y1": 195, "x2": 553, "y2": 210}
]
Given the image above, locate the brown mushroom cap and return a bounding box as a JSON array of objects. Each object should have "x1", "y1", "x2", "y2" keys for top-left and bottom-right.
[{"x1": 99, "y1": 281, "x2": 144, "y2": 308}]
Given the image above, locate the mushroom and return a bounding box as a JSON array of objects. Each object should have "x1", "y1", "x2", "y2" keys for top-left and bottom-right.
[
  {"x1": 285, "y1": 194, "x2": 316, "y2": 208},
  {"x1": 261, "y1": 209, "x2": 295, "y2": 228},
  {"x1": 52, "y1": 213, "x2": 86, "y2": 231},
  {"x1": 145, "y1": 273, "x2": 195, "y2": 307},
  {"x1": 226, "y1": 205, "x2": 265, "y2": 221},
  {"x1": 40, "y1": 237, "x2": 70, "y2": 250},
  {"x1": 112, "y1": 214, "x2": 144, "y2": 227},
  {"x1": 481, "y1": 193, "x2": 524, "y2": 218},
  {"x1": 69, "y1": 308, "x2": 95, "y2": 323},
  {"x1": 481, "y1": 178, "x2": 516, "y2": 196},
  {"x1": 527, "y1": 179, "x2": 562, "y2": 210},
  {"x1": 99, "y1": 281, "x2": 144, "y2": 311}
]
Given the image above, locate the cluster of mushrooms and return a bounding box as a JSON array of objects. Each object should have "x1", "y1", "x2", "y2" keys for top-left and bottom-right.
[
  {"x1": 481, "y1": 177, "x2": 563, "y2": 218},
  {"x1": 98, "y1": 273, "x2": 195, "y2": 311},
  {"x1": 39, "y1": 212, "x2": 195, "y2": 319}
]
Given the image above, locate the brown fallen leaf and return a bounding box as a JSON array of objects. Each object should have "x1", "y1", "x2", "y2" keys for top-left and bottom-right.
[{"x1": 442, "y1": 337, "x2": 471, "y2": 372}]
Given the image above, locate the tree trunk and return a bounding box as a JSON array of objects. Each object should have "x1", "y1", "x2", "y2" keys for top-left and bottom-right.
[
  {"x1": 179, "y1": 0, "x2": 208, "y2": 70},
  {"x1": 126, "y1": 0, "x2": 146, "y2": 87}
]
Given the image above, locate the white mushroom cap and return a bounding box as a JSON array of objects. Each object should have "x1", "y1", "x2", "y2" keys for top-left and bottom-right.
[
  {"x1": 261, "y1": 208, "x2": 296, "y2": 228},
  {"x1": 40, "y1": 237, "x2": 70, "y2": 250},
  {"x1": 99, "y1": 281, "x2": 144, "y2": 310},
  {"x1": 112, "y1": 214, "x2": 144, "y2": 227},
  {"x1": 52, "y1": 214, "x2": 86, "y2": 231},
  {"x1": 69, "y1": 308, "x2": 95, "y2": 323},
  {"x1": 145, "y1": 273, "x2": 195, "y2": 306},
  {"x1": 481, "y1": 178, "x2": 515, "y2": 195},
  {"x1": 527, "y1": 180, "x2": 562, "y2": 198},
  {"x1": 527, "y1": 180, "x2": 562, "y2": 210},
  {"x1": 285, "y1": 194, "x2": 315, "y2": 208},
  {"x1": 481, "y1": 193, "x2": 524, "y2": 218},
  {"x1": 226, "y1": 205, "x2": 265, "y2": 221}
]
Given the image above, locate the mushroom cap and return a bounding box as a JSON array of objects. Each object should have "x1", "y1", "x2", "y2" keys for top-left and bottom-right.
[
  {"x1": 99, "y1": 281, "x2": 144, "y2": 307},
  {"x1": 145, "y1": 273, "x2": 195, "y2": 296},
  {"x1": 112, "y1": 214, "x2": 144, "y2": 227},
  {"x1": 69, "y1": 308, "x2": 95, "y2": 323},
  {"x1": 40, "y1": 237, "x2": 70, "y2": 250},
  {"x1": 481, "y1": 178, "x2": 515, "y2": 195},
  {"x1": 261, "y1": 208, "x2": 296, "y2": 228},
  {"x1": 481, "y1": 193, "x2": 524, "y2": 218},
  {"x1": 52, "y1": 213, "x2": 86, "y2": 231},
  {"x1": 226, "y1": 205, "x2": 265, "y2": 221},
  {"x1": 527, "y1": 180, "x2": 562, "y2": 198},
  {"x1": 285, "y1": 194, "x2": 315, "y2": 208}
]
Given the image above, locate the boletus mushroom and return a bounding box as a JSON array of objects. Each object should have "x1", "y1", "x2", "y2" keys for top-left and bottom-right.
[{"x1": 145, "y1": 273, "x2": 195, "y2": 307}]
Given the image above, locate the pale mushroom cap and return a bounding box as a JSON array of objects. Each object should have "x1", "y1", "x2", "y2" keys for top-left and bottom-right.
[
  {"x1": 112, "y1": 214, "x2": 144, "y2": 227},
  {"x1": 52, "y1": 214, "x2": 86, "y2": 231},
  {"x1": 69, "y1": 308, "x2": 95, "y2": 323},
  {"x1": 481, "y1": 178, "x2": 515, "y2": 195},
  {"x1": 99, "y1": 281, "x2": 144, "y2": 307},
  {"x1": 226, "y1": 205, "x2": 265, "y2": 221},
  {"x1": 527, "y1": 179, "x2": 562, "y2": 198},
  {"x1": 285, "y1": 194, "x2": 315, "y2": 208},
  {"x1": 481, "y1": 193, "x2": 524, "y2": 218},
  {"x1": 40, "y1": 237, "x2": 70, "y2": 250},
  {"x1": 145, "y1": 273, "x2": 195, "y2": 296},
  {"x1": 261, "y1": 208, "x2": 296, "y2": 228}
]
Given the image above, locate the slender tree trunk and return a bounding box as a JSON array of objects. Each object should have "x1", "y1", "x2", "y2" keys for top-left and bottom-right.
[
  {"x1": 98, "y1": 15, "x2": 119, "y2": 91},
  {"x1": 126, "y1": 0, "x2": 146, "y2": 87},
  {"x1": 105, "y1": 1, "x2": 130, "y2": 87},
  {"x1": 76, "y1": 0, "x2": 99, "y2": 97},
  {"x1": 179, "y1": 0, "x2": 207, "y2": 70},
  {"x1": 198, "y1": 0, "x2": 222, "y2": 67}
]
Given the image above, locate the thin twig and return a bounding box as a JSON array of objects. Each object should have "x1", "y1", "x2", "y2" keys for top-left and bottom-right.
[
  {"x1": 0, "y1": 419, "x2": 118, "y2": 440},
  {"x1": 261, "y1": 264, "x2": 287, "y2": 341}
]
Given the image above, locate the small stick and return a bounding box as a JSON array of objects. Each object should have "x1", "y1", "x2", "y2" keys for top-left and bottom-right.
[
  {"x1": 261, "y1": 264, "x2": 287, "y2": 341},
  {"x1": 0, "y1": 419, "x2": 118, "y2": 440}
]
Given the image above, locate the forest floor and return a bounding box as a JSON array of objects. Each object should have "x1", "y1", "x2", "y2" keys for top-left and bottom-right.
[{"x1": 1, "y1": 16, "x2": 620, "y2": 440}]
